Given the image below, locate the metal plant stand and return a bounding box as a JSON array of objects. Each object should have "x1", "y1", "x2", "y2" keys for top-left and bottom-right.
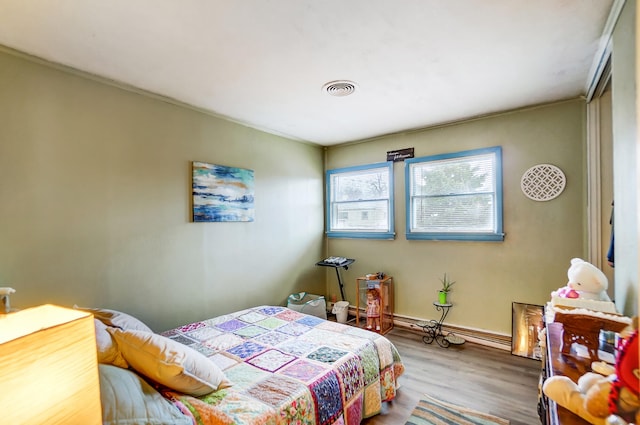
[{"x1": 417, "y1": 302, "x2": 464, "y2": 348}]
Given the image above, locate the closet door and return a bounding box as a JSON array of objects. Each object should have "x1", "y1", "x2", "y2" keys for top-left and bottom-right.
[
  {"x1": 587, "y1": 62, "x2": 614, "y2": 297},
  {"x1": 599, "y1": 80, "x2": 614, "y2": 289}
]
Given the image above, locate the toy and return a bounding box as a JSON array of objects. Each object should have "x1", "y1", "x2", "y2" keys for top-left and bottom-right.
[
  {"x1": 552, "y1": 258, "x2": 611, "y2": 301},
  {"x1": 555, "y1": 286, "x2": 580, "y2": 299},
  {"x1": 542, "y1": 321, "x2": 639, "y2": 425},
  {"x1": 552, "y1": 309, "x2": 631, "y2": 361},
  {"x1": 366, "y1": 288, "x2": 381, "y2": 331}
]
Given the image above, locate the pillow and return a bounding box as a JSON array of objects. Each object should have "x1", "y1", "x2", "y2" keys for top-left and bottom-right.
[
  {"x1": 98, "y1": 364, "x2": 192, "y2": 425},
  {"x1": 108, "y1": 328, "x2": 231, "y2": 396},
  {"x1": 74, "y1": 306, "x2": 153, "y2": 333},
  {"x1": 94, "y1": 319, "x2": 128, "y2": 368}
]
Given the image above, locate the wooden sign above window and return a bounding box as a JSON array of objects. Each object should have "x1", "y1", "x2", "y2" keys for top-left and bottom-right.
[{"x1": 386, "y1": 148, "x2": 414, "y2": 162}]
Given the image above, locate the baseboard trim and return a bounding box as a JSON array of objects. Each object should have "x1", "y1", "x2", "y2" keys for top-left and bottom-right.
[
  {"x1": 398, "y1": 318, "x2": 512, "y2": 351},
  {"x1": 349, "y1": 308, "x2": 512, "y2": 352}
]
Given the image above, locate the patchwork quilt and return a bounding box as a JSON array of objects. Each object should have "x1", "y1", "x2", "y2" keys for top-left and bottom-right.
[{"x1": 161, "y1": 306, "x2": 405, "y2": 425}]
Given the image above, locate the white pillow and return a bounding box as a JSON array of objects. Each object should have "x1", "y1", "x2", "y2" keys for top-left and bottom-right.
[
  {"x1": 99, "y1": 364, "x2": 192, "y2": 425},
  {"x1": 74, "y1": 306, "x2": 153, "y2": 333},
  {"x1": 94, "y1": 319, "x2": 128, "y2": 368},
  {"x1": 108, "y1": 328, "x2": 231, "y2": 396}
]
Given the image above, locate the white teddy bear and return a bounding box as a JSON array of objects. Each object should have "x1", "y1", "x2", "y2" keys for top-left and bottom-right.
[
  {"x1": 567, "y1": 258, "x2": 611, "y2": 301},
  {"x1": 552, "y1": 258, "x2": 610, "y2": 301}
]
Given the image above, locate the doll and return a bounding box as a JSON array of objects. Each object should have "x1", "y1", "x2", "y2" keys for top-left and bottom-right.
[{"x1": 366, "y1": 288, "x2": 381, "y2": 331}]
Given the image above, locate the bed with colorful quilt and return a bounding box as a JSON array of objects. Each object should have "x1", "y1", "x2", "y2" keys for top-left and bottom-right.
[{"x1": 86, "y1": 305, "x2": 405, "y2": 425}]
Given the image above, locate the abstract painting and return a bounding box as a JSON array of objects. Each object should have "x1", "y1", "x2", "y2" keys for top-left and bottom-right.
[{"x1": 192, "y1": 162, "x2": 254, "y2": 222}]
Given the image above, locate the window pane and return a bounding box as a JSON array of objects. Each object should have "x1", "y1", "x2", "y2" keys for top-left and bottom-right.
[
  {"x1": 327, "y1": 161, "x2": 394, "y2": 239},
  {"x1": 332, "y1": 200, "x2": 389, "y2": 230},
  {"x1": 412, "y1": 194, "x2": 495, "y2": 232},
  {"x1": 405, "y1": 146, "x2": 503, "y2": 240},
  {"x1": 332, "y1": 168, "x2": 389, "y2": 202},
  {"x1": 411, "y1": 154, "x2": 494, "y2": 197}
]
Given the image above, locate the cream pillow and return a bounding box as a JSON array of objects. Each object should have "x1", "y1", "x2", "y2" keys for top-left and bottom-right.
[
  {"x1": 108, "y1": 328, "x2": 231, "y2": 396},
  {"x1": 94, "y1": 319, "x2": 128, "y2": 368},
  {"x1": 74, "y1": 306, "x2": 154, "y2": 332},
  {"x1": 99, "y1": 364, "x2": 192, "y2": 425}
]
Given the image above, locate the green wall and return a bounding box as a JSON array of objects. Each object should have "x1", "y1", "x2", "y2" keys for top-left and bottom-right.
[
  {"x1": 2, "y1": 17, "x2": 636, "y2": 337},
  {"x1": 0, "y1": 49, "x2": 325, "y2": 331},
  {"x1": 325, "y1": 100, "x2": 587, "y2": 335}
]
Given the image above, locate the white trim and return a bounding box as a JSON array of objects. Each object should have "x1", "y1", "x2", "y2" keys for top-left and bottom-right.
[
  {"x1": 585, "y1": 0, "x2": 625, "y2": 101},
  {"x1": 587, "y1": 98, "x2": 603, "y2": 268}
]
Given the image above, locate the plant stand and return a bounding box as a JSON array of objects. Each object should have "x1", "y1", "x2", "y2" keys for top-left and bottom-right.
[{"x1": 416, "y1": 302, "x2": 465, "y2": 348}]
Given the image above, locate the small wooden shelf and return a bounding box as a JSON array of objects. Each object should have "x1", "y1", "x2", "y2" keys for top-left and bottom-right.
[{"x1": 355, "y1": 275, "x2": 393, "y2": 335}]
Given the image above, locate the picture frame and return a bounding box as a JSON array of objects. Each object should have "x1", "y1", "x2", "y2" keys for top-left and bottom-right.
[
  {"x1": 511, "y1": 302, "x2": 544, "y2": 360},
  {"x1": 192, "y1": 162, "x2": 255, "y2": 222}
]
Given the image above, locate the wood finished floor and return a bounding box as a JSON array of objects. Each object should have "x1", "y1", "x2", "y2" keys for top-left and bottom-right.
[{"x1": 363, "y1": 327, "x2": 541, "y2": 425}]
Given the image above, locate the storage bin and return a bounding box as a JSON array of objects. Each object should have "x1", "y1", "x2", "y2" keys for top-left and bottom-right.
[
  {"x1": 332, "y1": 301, "x2": 350, "y2": 323},
  {"x1": 287, "y1": 292, "x2": 327, "y2": 319}
]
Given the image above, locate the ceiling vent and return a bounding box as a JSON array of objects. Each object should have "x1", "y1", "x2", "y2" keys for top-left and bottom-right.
[{"x1": 322, "y1": 80, "x2": 357, "y2": 97}]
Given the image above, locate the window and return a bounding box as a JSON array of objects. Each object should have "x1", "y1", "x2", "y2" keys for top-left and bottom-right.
[
  {"x1": 326, "y1": 162, "x2": 394, "y2": 239},
  {"x1": 405, "y1": 146, "x2": 504, "y2": 241}
]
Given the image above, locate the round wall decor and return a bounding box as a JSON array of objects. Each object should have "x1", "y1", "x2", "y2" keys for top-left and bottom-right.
[{"x1": 520, "y1": 164, "x2": 566, "y2": 201}]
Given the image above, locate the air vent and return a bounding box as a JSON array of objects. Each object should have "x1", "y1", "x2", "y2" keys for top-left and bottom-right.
[{"x1": 322, "y1": 80, "x2": 357, "y2": 97}]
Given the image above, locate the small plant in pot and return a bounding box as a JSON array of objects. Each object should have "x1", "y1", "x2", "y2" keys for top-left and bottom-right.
[{"x1": 438, "y1": 273, "x2": 455, "y2": 304}]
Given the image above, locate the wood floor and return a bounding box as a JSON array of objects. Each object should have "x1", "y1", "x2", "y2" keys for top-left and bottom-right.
[{"x1": 362, "y1": 327, "x2": 542, "y2": 425}]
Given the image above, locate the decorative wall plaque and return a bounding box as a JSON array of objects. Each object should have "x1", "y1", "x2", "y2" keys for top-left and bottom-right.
[
  {"x1": 520, "y1": 164, "x2": 566, "y2": 201},
  {"x1": 386, "y1": 147, "x2": 414, "y2": 162}
]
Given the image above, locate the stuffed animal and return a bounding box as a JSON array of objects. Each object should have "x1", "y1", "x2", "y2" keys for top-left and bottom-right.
[
  {"x1": 543, "y1": 323, "x2": 639, "y2": 425},
  {"x1": 552, "y1": 258, "x2": 611, "y2": 301}
]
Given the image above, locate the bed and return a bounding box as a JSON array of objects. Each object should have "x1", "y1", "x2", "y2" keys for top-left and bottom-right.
[{"x1": 86, "y1": 305, "x2": 405, "y2": 425}]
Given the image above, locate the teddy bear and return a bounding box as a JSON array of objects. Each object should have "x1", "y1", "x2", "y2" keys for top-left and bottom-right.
[
  {"x1": 552, "y1": 258, "x2": 611, "y2": 301},
  {"x1": 542, "y1": 322, "x2": 639, "y2": 425}
]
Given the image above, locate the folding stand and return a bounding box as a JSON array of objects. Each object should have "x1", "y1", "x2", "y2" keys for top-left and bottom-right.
[{"x1": 315, "y1": 258, "x2": 355, "y2": 301}]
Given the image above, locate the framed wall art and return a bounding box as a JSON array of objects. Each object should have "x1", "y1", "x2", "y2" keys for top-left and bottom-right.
[{"x1": 192, "y1": 161, "x2": 254, "y2": 222}]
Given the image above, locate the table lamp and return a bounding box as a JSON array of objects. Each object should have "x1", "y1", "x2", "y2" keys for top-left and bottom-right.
[{"x1": 0, "y1": 304, "x2": 102, "y2": 424}]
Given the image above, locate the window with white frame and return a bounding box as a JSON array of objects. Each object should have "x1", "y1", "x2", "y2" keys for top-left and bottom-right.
[
  {"x1": 405, "y1": 146, "x2": 504, "y2": 241},
  {"x1": 326, "y1": 162, "x2": 394, "y2": 239}
]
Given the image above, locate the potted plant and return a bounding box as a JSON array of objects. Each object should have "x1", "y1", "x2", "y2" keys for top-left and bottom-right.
[{"x1": 438, "y1": 273, "x2": 455, "y2": 304}]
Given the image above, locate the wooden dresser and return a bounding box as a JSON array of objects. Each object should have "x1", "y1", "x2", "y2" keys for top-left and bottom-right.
[{"x1": 538, "y1": 322, "x2": 593, "y2": 425}]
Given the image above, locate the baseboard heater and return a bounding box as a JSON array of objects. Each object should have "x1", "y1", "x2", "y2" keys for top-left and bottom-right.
[{"x1": 349, "y1": 307, "x2": 511, "y2": 352}]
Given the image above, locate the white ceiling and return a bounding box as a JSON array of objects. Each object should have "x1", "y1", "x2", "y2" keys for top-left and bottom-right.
[{"x1": 0, "y1": 0, "x2": 615, "y2": 146}]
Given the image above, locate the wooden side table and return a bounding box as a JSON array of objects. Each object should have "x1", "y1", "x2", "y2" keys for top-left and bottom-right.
[{"x1": 355, "y1": 275, "x2": 393, "y2": 334}]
